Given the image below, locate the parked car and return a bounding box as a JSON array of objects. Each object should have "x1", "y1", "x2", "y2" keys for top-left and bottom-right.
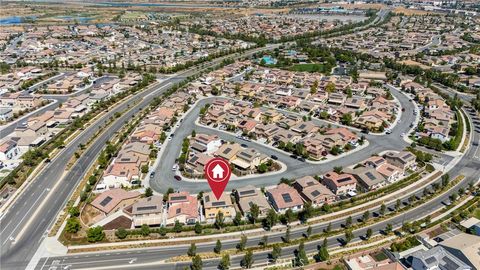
[
  {"x1": 270, "y1": 155, "x2": 278, "y2": 160},
  {"x1": 174, "y1": 175, "x2": 182, "y2": 181},
  {"x1": 150, "y1": 172, "x2": 155, "y2": 178}
]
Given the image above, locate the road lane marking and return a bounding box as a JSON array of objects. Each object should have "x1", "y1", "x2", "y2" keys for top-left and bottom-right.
[{"x1": 0, "y1": 189, "x2": 48, "y2": 237}]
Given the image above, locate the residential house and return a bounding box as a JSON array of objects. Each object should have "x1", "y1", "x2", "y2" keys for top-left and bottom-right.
[
  {"x1": 322, "y1": 171, "x2": 357, "y2": 196},
  {"x1": 266, "y1": 183, "x2": 304, "y2": 213},
  {"x1": 293, "y1": 176, "x2": 335, "y2": 206},
  {"x1": 384, "y1": 151, "x2": 416, "y2": 170},
  {"x1": 203, "y1": 192, "x2": 236, "y2": 223},
  {"x1": 0, "y1": 140, "x2": 20, "y2": 160},
  {"x1": 167, "y1": 191, "x2": 200, "y2": 225},
  {"x1": 234, "y1": 185, "x2": 271, "y2": 217},
  {"x1": 345, "y1": 167, "x2": 387, "y2": 191},
  {"x1": 409, "y1": 246, "x2": 471, "y2": 270},
  {"x1": 90, "y1": 188, "x2": 141, "y2": 216},
  {"x1": 131, "y1": 196, "x2": 163, "y2": 227}
]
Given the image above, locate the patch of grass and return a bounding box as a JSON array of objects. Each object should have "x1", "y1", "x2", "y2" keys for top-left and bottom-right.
[
  {"x1": 472, "y1": 208, "x2": 480, "y2": 219},
  {"x1": 289, "y1": 63, "x2": 329, "y2": 73},
  {"x1": 372, "y1": 251, "x2": 388, "y2": 261}
]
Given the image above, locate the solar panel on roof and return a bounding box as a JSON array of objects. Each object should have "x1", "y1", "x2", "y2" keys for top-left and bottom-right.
[
  {"x1": 442, "y1": 257, "x2": 459, "y2": 270},
  {"x1": 223, "y1": 148, "x2": 232, "y2": 154},
  {"x1": 282, "y1": 193, "x2": 293, "y2": 203},
  {"x1": 239, "y1": 189, "x2": 256, "y2": 196},
  {"x1": 306, "y1": 181, "x2": 315, "y2": 186},
  {"x1": 242, "y1": 152, "x2": 252, "y2": 158},
  {"x1": 365, "y1": 172, "x2": 376, "y2": 180},
  {"x1": 425, "y1": 257, "x2": 436, "y2": 265},
  {"x1": 170, "y1": 195, "x2": 187, "y2": 201},
  {"x1": 212, "y1": 201, "x2": 226, "y2": 207},
  {"x1": 137, "y1": 206, "x2": 157, "y2": 212},
  {"x1": 337, "y1": 177, "x2": 352, "y2": 183},
  {"x1": 100, "y1": 196, "x2": 113, "y2": 207},
  {"x1": 204, "y1": 196, "x2": 210, "y2": 203},
  {"x1": 311, "y1": 190, "x2": 320, "y2": 197}
]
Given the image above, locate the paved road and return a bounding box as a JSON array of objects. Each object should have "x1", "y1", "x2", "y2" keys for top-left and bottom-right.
[
  {"x1": 32, "y1": 103, "x2": 480, "y2": 270},
  {"x1": 0, "y1": 75, "x2": 115, "y2": 136},
  {"x1": 0, "y1": 44, "x2": 278, "y2": 270},
  {"x1": 149, "y1": 85, "x2": 418, "y2": 193}
]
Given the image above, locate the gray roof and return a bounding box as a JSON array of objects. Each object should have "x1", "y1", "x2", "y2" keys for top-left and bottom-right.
[{"x1": 410, "y1": 246, "x2": 471, "y2": 270}]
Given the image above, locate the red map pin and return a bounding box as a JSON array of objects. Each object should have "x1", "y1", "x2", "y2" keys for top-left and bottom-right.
[{"x1": 204, "y1": 157, "x2": 232, "y2": 200}]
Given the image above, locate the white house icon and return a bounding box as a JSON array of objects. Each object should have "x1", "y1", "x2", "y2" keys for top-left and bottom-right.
[{"x1": 212, "y1": 164, "x2": 224, "y2": 179}]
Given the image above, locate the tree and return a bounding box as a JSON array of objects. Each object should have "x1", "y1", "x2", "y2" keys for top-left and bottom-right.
[
  {"x1": 366, "y1": 228, "x2": 372, "y2": 240},
  {"x1": 214, "y1": 240, "x2": 222, "y2": 254},
  {"x1": 144, "y1": 187, "x2": 153, "y2": 197},
  {"x1": 316, "y1": 246, "x2": 329, "y2": 262},
  {"x1": 141, "y1": 164, "x2": 149, "y2": 174},
  {"x1": 257, "y1": 163, "x2": 268, "y2": 173},
  {"x1": 69, "y1": 206, "x2": 80, "y2": 217},
  {"x1": 141, "y1": 224, "x2": 150, "y2": 236},
  {"x1": 333, "y1": 166, "x2": 343, "y2": 174},
  {"x1": 174, "y1": 220, "x2": 183, "y2": 233},
  {"x1": 219, "y1": 254, "x2": 230, "y2": 270},
  {"x1": 380, "y1": 204, "x2": 386, "y2": 216},
  {"x1": 87, "y1": 226, "x2": 105, "y2": 242},
  {"x1": 194, "y1": 221, "x2": 202, "y2": 234},
  {"x1": 325, "y1": 222, "x2": 332, "y2": 233},
  {"x1": 249, "y1": 203, "x2": 260, "y2": 223},
  {"x1": 385, "y1": 223, "x2": 393, "y2": 234},
  {"x1": 271, "y1": 244, "x2": 282, "y2": 263},
  {"x1": 344, "y1": 230, "x2": 354, "y2": 245},
  {"x1": 241, "y1": 251, "x2": 254, "y2": 269},
  {"x1": 325, "y1": 82, "x2": 336, "y2": 93},
  {"x1": 310, "y1": 80, "x2": 319, "y2": 94},
  {"x1": 191, "y1": 255, "x2": 202, "y2": 270},
  {"x1": 284, "y1": 209, "x2": 295, "y2": 224},
  {"x1": 306, "y1": 226, "x2": 312, "y2": 239},
  {"x1": 65, "y1": 217, "x2": 81, "y2": 233},
  {"x1": 294, "y1": 242, "x2": 308, "y2": 267},
  {"x1": 188, "y1": 243, "x2": 197, "y2": 257},
  {"x1": 442, "y1": 173, "x2": 450, "y2": 187},
  {"x1": 115, "y1": 227, "x2": 128, "y2": 239},
  {"x1": 237, "y1": 234, "x2": 247, "y2": 251},
  {"x1": 396, "y1": 199, "x2": 402, "y2": 210},
  {"x1": 284, "y1": 227, "x2": 291, "y2": 243},
  {"x1": 264, "y1": 209, "x2": 278, "y2": 229},
  {"x1": 341, "y1": 113, "x2": 353, "y2": 125},
  {"x1": 233, "y1": 212, "x2": 242, "y2": 226},
  {"x1": 363, "y1": 210, "x2": 370, "y2": 222},
  {"x1": 191, "y1": 130, "x2": 196, "y2": 137},
  {"x1": 261, "y1": 235, "x2": 268, "y2": 247},
  {"x1": 215, "y1": 211, "x2": 225, "y2": 229},
  {"x1": 345, "y1": 216, "x2": 352, "y2": 228}
]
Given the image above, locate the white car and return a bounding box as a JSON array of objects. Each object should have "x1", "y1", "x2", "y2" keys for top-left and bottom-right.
[
  {"x1": 386, "y1": 130, "x2": 392, "y2": 134},
  {"x1": 401, "y1": 133, "x2": 405, "y2": 137}
]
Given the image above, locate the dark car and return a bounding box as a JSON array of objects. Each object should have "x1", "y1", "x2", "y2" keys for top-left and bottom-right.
[
  {"x1": 361, "y1": 128, "x2": 369, "y2": 134},
  {"x1": 45, "y1": 158, "x2": 51, "y2": 163},
  {"x1": 150, "y1": 172, "x2": 155, "y2": 178},
  {"x1": 270, "y1": 155, "x2": 278, "y2": 160},
  {"x1": 290, "y1": 154, "x2": 297, "y2": 159},
  {"x1": 297, "y1": 157, "x2": 306, "y2": 162},
  {"x1": 241, "y1": 143, "x2": 248, "y2": 148},
  {"x1": 174, "y1": 175, "x2": 182, "y2": 181}
]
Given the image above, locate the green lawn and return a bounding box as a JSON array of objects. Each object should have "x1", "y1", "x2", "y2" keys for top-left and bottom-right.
[
  {"x1": 289, "y1": 63, "x2": 330, "y2": 73},
  {"x1": 472, "y1": 208, "x2": 480, "y2": 219}
]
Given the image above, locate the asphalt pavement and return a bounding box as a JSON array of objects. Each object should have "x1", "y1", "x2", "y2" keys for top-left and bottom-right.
[{"x1": 0, "y1": 45, "x2": 278, "y2": 270}]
